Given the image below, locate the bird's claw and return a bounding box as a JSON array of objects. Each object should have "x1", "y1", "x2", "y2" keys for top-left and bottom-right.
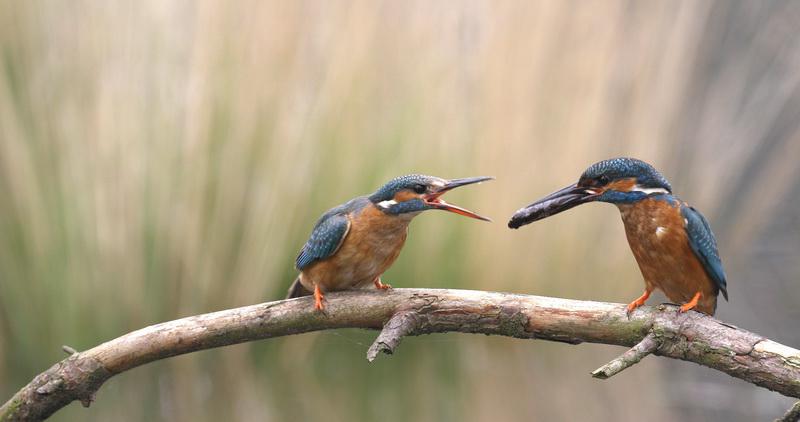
[
  {"x1": 313, "y1": 285, "x2": 326, "y2": 311},
  {"x1": 625, "y1": 303, "x2": 640, "y2": 319},
  {"x1": 373, "y1": 278, "x2": 392, "y2": 290},
  {"x1": 678, "y1": 291, "x2": 702, "y2": 313},
  {"x1": 625, "y1": 290, "x2": 651, "y2": 319}
]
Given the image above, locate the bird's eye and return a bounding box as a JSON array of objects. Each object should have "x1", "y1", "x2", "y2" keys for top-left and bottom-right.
[
  {"x1": 597, "y1": 175, "x2": 610, "y2": 185},
  {"x1": 412, "y1": 184, "x2": 427, "y2": 194}
]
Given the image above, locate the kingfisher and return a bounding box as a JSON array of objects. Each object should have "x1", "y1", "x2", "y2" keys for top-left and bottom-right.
[
  {"x1": 287, "y1": 174, "x2": 493, "y2": 310},
  {"x1": 508, "y1": 158, "x2": 728, "y2": 316}
]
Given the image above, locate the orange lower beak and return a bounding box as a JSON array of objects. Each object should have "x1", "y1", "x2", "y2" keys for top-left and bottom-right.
[
  {"x1": 424, "y1": 176, "x2": 493, "y2": 222},
  {"x1": 428, "y1": 198, "x2": 492, "y2": 221}
]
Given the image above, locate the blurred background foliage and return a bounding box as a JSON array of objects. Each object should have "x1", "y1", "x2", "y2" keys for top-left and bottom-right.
[{"x1": 1, "y1": 1, "x2": 799, "y2": 421}]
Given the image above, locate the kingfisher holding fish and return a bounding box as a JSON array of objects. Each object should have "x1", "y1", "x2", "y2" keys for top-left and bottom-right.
[
  {"x1": 288, "y1": 174, "x2": 493, "y2": 310},
  {"x1": 508, "y1": 158, "x2": 727, "y2": 316}
]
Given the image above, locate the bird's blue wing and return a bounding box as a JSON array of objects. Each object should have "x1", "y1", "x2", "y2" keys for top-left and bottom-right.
[
  {"x1": 295, "y1": 211, "x2": 351, "y2": 270},
  {"x1": 681, "y1": 205, "x2": 728, "y2": 300}
]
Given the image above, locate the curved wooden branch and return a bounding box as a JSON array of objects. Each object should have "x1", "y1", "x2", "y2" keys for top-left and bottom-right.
[
  {"x1": 2, "y1": 288, "x2": 799, "y2": 421},
  {"x1": 777, "y1": 401, "x2": 800, "y2": 422}
]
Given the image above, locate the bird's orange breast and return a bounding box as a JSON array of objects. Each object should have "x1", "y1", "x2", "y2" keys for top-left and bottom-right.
[
  {"x1": 299, "y1": 204, "x2": 410, "y2": 292},
  {"x1": 618, "y1": 198, "x2": 718, "y2": 314}
]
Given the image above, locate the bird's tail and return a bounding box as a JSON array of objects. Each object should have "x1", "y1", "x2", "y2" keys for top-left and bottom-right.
[{"x1": 286, "y1": 277, "x2": 311, "y2": 299}]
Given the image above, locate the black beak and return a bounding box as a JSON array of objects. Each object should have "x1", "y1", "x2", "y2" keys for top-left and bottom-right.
[
  {"x1": 439, "y1": 176, "x2": 495, "y2": 193},
  {"x1": 508, "y1": 183, "x2": 599, "y2": 229},
  {"x1": 424, "y1": 176, "x2": 494, "y2": 222}
]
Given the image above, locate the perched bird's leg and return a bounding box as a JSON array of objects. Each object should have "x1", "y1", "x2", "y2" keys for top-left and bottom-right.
[
  {"x1": 313, "y1": 285, "x2": 325, "y2": 311},
  {"x1": 626, "y1": 289, "x2": 652, "y2": 317},
  {"x1": 373, "y1": 277, "x2": 392, "y2": 290},
  {"x1": 679, "y1": 291, "x2": 702, "y2": 313}
]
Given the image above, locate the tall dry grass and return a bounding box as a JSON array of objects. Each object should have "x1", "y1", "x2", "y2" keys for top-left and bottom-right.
[{"x1": 1, "y1": 1, "x2": 799, "y2": 421}]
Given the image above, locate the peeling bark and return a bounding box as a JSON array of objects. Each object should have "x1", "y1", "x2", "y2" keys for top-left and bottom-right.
[{"x1": 2, "y1": 289, "x2": 799, "y2": 421}]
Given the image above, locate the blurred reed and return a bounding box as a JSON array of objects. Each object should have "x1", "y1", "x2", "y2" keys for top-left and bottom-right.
[{"x1": 1, "y1": 1, "x2": 799, "y2": 421}]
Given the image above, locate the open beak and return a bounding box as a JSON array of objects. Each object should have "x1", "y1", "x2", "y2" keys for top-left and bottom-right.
[
  {"x1": 508, "y1": 183, "x2": 599, "y2": 229},
  {"x1": 424, "y1": 176, "x2": 493, "y2": 222}
]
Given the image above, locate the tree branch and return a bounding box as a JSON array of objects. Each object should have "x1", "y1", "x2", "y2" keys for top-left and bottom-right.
[
  {"x1": 366, "y1": 310, "x2": 419, "y2": 362},
  {"x1": 2, "y1": 288, "x2": 799, "y2": 421},
  {"x1": 591, "y1": 333, "x2": 660, "y2": 379},
  {"x1": 777, "y1": 401, "x2": 800, "y2": 422}
]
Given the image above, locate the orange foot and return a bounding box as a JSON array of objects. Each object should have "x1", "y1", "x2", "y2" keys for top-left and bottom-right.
[
  {"x1": 679, "y1": 291, "x2": 702, "y2": 313},
  {"x1": 314, "y1": 285, "x2": 325, "y2": 311},
  {"x1": 373, "y1": 277, "x2": 392, "y2": 290},
  {"x1": 626, "y1": 289, "x2": 652, "y2": 317}
]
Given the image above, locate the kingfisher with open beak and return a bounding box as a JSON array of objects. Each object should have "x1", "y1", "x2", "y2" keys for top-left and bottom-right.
[
  {"x1": 508, "y1": 158, "x2": 727, "y2": 316},
  {"x1": 288, "y1": 174, "x2": 492, "y2": 310}
]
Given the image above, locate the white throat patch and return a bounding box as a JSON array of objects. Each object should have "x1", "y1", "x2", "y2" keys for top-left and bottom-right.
[
  {"x1": 632, "y1": 185, "x2": 669, "y2": 195},
  {"x1": 376, "y1": 199, "x2": 398, "y2": 210}
]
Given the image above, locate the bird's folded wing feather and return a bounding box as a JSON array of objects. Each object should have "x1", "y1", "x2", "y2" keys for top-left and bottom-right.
[
  {"x1": 295, "y1": 212, "x2": 351, "y2": 270},
  {"x1": 681, "y1": 205, "x2": 728, "y2": 300}
]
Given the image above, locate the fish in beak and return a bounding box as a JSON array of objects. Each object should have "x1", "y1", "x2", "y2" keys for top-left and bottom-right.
[
  {"x1": 508, "y1": 183, "x2": 599, "y2": 229},
  {"x1": 424, "y1": 176, "x2": 493, "y2": 222}
]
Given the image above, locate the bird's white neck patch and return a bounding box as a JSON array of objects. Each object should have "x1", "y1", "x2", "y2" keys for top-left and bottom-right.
[
  {"x1": 376, "y1": 199, "x2": 398, "y2": 210},
  {"x1": 631, "y1": 185, "x2": 669, "y2": 195}
]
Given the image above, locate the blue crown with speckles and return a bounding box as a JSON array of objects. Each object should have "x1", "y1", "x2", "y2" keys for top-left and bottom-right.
[{"x1": 581, "y1": 157, "x2": 672, "y2": 192}]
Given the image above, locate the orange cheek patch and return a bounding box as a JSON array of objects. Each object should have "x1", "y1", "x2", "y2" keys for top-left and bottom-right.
[
  {"x1": 393, "y1": 190, "x2": 419, "y2": 202},
  {"x1": 607, "y1": 178, "x2": 637, "y2": 192}
]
